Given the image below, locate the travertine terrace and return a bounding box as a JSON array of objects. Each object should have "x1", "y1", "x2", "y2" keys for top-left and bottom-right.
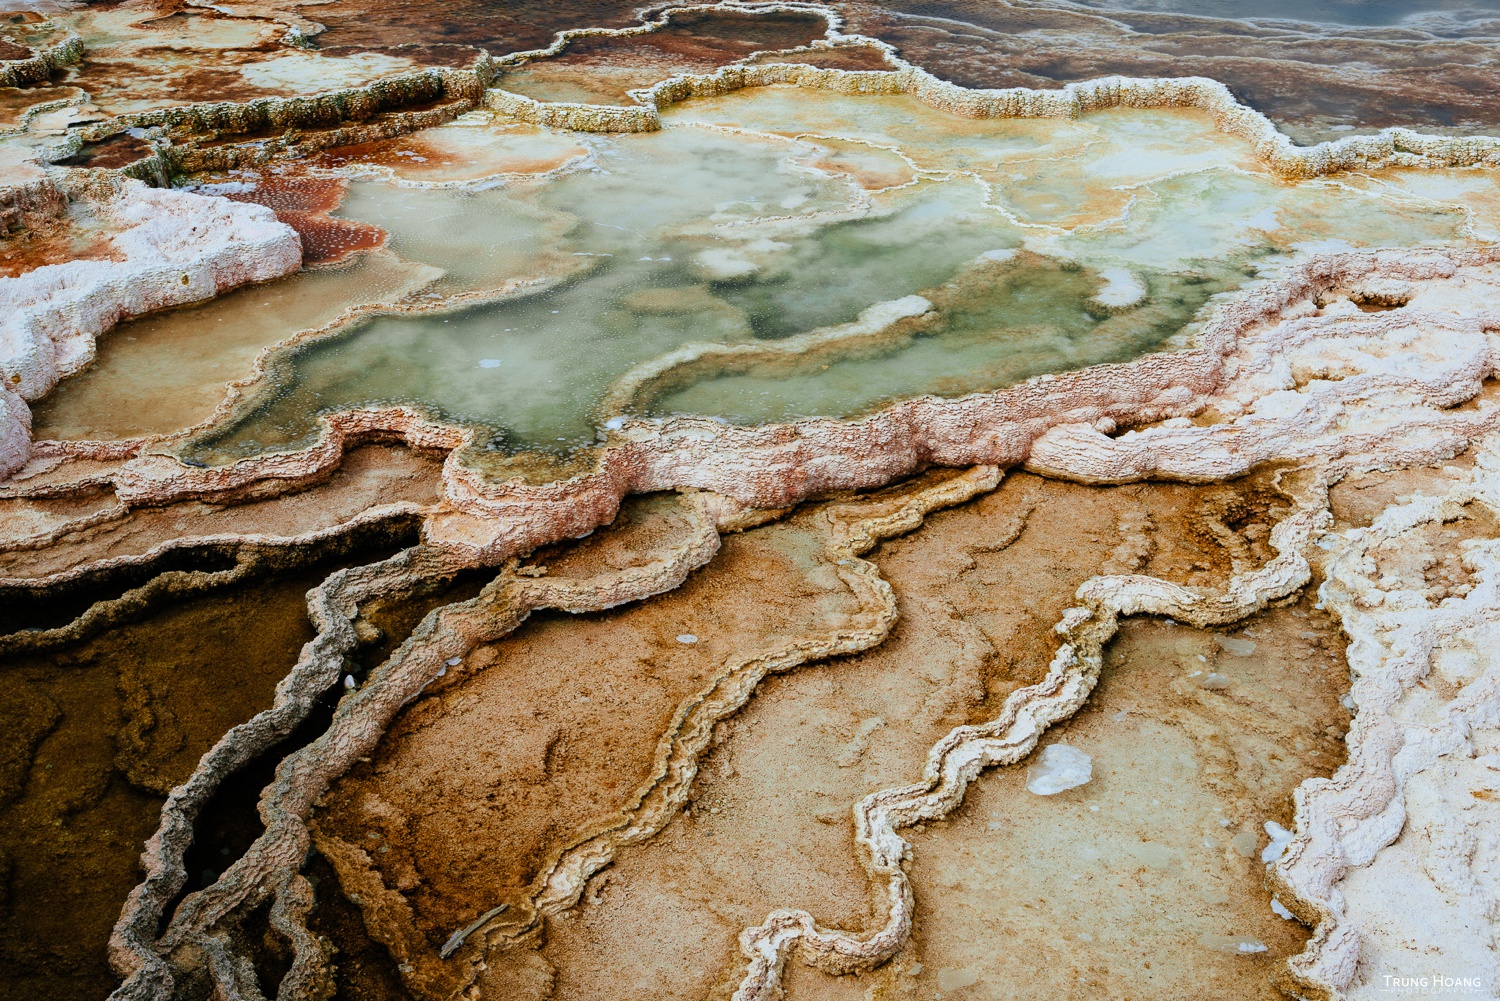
[{"x1": 1, "y1": 2, "x2": 1498, "y2": 1000}]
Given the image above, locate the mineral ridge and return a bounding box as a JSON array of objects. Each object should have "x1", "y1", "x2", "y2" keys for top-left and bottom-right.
[{"x1": 0, "y1": 2, "x2": 1497, "y2": 1000}]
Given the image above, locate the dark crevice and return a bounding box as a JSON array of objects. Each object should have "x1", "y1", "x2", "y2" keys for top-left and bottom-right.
[{"x1": 0, "y1": 514, "x2": 424, "y2": 652}]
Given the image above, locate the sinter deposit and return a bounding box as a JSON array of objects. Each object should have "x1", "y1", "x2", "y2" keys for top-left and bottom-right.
[{"x1": 0, "y1": 2, "x2": 1496, "y2": 1000}]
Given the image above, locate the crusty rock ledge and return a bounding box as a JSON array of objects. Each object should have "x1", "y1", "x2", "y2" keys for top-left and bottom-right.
[
  {"x1": 1270, "y1": 442, "x2": 1500, "y2": 998},
  {"x1": 73, "y1": 50, "x2": 502, "y2": 178},
  {"x1": 107, "y1": 489, "x2": 744, "y2": 1000},
  {"x1": 484, "y1": 2, "x2": 1500, "y2": 178},
  {"x1": 37, "y1": 246, "x2": 1495, "y2": 561},
  {"x1": 70, "y1": 243, "x2": 1500, "y2": 1001},
  {"x1": 0, "y1": 21, "x2": 82, "y2": 89},
  {"x1": 0, "y1": 178, "x2": 302, "y2": 475}
]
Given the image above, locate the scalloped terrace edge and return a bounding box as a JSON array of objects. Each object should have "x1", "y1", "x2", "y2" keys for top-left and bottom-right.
[
  {"x1": 0, "y1": 4, "x2": 1495, "y2": 998},
  {"x1": 483, "y1": 0, "x2": 1500, "y2": 183},
  {"x1": 89, "y1": 242, "x2": 1500, "y2": 1001},
  {"x1": 6, "y1": 0, "x2": 1500, "y2": 478}
]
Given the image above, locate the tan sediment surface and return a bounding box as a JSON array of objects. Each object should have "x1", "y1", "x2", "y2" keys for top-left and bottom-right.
[
  {"x1": 892, "y1": 596, "x2": 1350, "y2": 1001},
  {"x1": 0, "y1": 5, "x2": 1494, "y2": 1000},
  {"x1": 454, "y1": 469, "x2": 1328, "y2": 1000}
]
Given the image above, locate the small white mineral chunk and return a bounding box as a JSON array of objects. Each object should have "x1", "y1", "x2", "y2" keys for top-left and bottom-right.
[
  {"x1": 1026, "y1": 743, "x2": 1093, "y2": 795},
  {"x1": 1230, "y1": 830, "x2": 1260, "y2": 857},
  {"x1": 676, "y1": 633, "x2": 698, "y2": 645},
  {"x1": 1271, "y1": 897, "x2": 1295, "y2": 920},
  {"x1": 1262, "y1": 821, "x2": 1294, "y2": 862}
]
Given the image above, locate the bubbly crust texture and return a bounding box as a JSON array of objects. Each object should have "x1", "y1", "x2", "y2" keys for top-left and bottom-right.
[
  {"x1": 0, "y1": 385, "x2": 28, "y2": 476},
  {"x1": 0, "y1": 183, "x2": 301, "y2": 401},
  {"x1": 1272, "y1": 445, "x2": 1500, "y2": 999},
  {"x1": 0, "y1": 180, "x2": 301, "y2": 476}
]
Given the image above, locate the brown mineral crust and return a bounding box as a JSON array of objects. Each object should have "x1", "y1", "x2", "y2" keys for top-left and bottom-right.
[
  {"x1": 725, "y1": 492, "x2": 1323, "y2": 997},
  {"x1": 0, "y1": 443, "x2": 442, "y2": 580},
  {"x1": 308, "y1": 0, "x2": 647, "y2": 56},
  {"x1": 495, "y1": 8, "x2": 829, "y2": 103},
  {"x1": 0, "y1": 563, "x2": 336, "y2": 1001},
  {"x1": 0, "y1": 166, "x2": 118, "y2": 279},
  {"x1": 745, "y1": 43, "x2": 894, "y2": 72},
  {"x1": 57, "y1": 132, "x2": 156, "y2": 170},
  {"x1": 213, "y1": 174, "x2": 387, "y2": 265},
  {"x1": 0, "y1": 226, "x2": 124, "y2": 279},
  {"x1": 319, "y1": 42, "x2": 482, "y2": 71},
  {"x1": 300, "y1": 469, "x2": 991, "y2": 1000},
  {"x1": 848, "y1": 2, "x2": 1500, "y2": 139},
  {"x1": 308, "y1": 2, "x2": 823, "y2": 64},
  {"x1": 0, "y1": 83, "x2": 82, "y2": 128},
  {"x1": 311, "y1": 495, "x2": 865, "y2": 997},
  {"x1": 0, "y1": 445, "x2": 442, "y2": 673},
  {"x1": 513, "y1": 470, "x2": 1309, "y2": 1000},
  {"x1": 107, "y1": 490, "x2": 743, "y2": 1001},
  {"x1": 68, "y1": 54, "x2": 293, "y2": 110},
  {"x1": 537, "y1": 9, "x2": 826, "y2": 69},
  {"x1": 893, "y1": 594, "x2": 1350, "y2": 1001}
]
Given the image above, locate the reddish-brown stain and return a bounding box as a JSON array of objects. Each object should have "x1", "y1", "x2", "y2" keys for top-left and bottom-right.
[
  {"x1": 217, "y1": 175, "x2": 386, "y2": 265},
  {"x1": 58, "y1": 133, "x2": 154, "y2": 170}
]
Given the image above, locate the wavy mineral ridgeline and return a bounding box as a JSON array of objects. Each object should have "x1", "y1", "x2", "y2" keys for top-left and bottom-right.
[
  {"x1": 77, "y1": 244, "x2": 1500, "y2": 1000},
  {"x1": 1, "y1": 3, "x2": 1499, "y2": 1000}
]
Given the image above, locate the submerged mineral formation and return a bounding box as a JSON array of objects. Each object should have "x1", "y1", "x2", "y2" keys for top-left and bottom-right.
[{"x1": 1, "y1": 1, "x2": 1497, "y2": 1000}]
